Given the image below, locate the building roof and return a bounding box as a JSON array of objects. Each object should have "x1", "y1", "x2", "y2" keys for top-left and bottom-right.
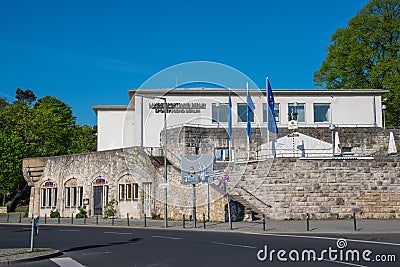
[
  {"x1": 128, "y1": 88, "x2": 389, "y2": 97},
  {"x1": 92, "y1": 105, "x2": 130, "y2": 115}
]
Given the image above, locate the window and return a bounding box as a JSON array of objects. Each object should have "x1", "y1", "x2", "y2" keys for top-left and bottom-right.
[
  {"x1": 288, "y1": 103, "x2": 305, "y2": 122},
  {"x1": 212, "y1": 103, "x2": 228, "y2": 123},
  {"x1": 65, "y1": 179, "x2": 83, "y2": 208},
  {"x1": 40, "y1": 181, "x2": 57, "y2": 208},
  {"x1": 314, "y1": 103, "x2": 330, "y2": 123},
  {"x1": 215, "y1": 148, "x2": 230, "y2": 162},
  {"x1": 119, "y1": 184, "x2": 125, "y2": 199},
  {"x1": 263, "y1": 103, "x2": 280, "y2": 123},
  {"x1": 237, "y1": 103, "x2": 254, "y2": 122},
  {"x1": 126, "y1": 184, "x2": 132, "y2": 199},
  {"x1": 119, "y1": 183, "x2": 139, "y2": 201}
]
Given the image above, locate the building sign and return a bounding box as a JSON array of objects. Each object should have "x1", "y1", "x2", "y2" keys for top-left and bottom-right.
[
  {"x1": 42, "y1": 181, "x2": 56, "y2": 188},
  {"x1": 181, "y1": 154, "x2": 213, "y2": 184},
  {"x1": 93, "y1": 178, "x2": 108, "y2": 185},
  {"x1": 149, "y1": 102, "x2": 207, "y2": 114}
]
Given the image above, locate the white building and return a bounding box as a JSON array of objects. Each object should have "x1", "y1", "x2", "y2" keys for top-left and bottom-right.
[{"x1": 93, "y1": 88, "x2": 387, "y2": 152}]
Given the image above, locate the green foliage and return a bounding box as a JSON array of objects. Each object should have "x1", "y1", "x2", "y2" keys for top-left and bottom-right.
[
  {"x1": 76, "y1": 206, "x2": 87, "y2": 218},
  {"x1": 314, "y1": 0, "x2": 400, "y2": 126},
  {"x1": 0, "y1": 88, "x2": 97, "y2": 195},
  {"x1": 50, "y1": 210, "x2": 60, "y2": 218},
  {"x1": 103, "y1": 199, "x2": 118, "y2": 219},
  {"x1": 15, "y1": 88, "x2": 37, "y2": 105}
]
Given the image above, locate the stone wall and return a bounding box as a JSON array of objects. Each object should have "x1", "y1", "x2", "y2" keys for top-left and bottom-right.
[
  {"x1": 231, "y1": 155, "x2": 400, "y2": 220},
  {"x1": 166, "y1": 126, "x2": 400, "y2": 158},
  {"x1": 23, "y1": 147, "x2": 228, "y2": 221}
]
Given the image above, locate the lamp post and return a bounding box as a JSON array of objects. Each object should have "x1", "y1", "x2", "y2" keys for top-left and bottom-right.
[
  {"x1": 216, "y1": 102, "x2": 220, "y2": 129},
  {"x1": 329, "y1": 124, "x2": 336, "y2": 157},
  {"x1": 136, "y1": 94, "x2": 168, "y2": 228},
  {"x1": 382, "y1": 104, "x2": 386, "y2": 129}
]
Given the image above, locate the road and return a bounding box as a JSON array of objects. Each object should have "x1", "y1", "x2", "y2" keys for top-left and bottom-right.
[{"x1": 1, "y1": 224, "x2": 399, "y2": 266}]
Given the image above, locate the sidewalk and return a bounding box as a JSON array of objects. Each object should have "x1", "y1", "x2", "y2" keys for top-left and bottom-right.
[
  {"x1": 0, "y1": 248, "x2": 60, "y2": 266},
  {"x1": 1, "y1": 213, "x2": 400, "y2": 234},
  {"x1": 1, "y1": 214, "x2": 399, "y2": 264}
]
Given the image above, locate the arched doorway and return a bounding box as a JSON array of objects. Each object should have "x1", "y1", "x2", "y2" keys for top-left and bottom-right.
[{"x1": 92, "y1": 177, "x2": 109, "y2": 216}]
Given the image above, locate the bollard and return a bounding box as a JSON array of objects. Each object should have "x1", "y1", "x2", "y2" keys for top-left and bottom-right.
[
  {"x1": 203, "y1": 213, "x2": 206, "y2": 229},
  {"x1": 19, "y1": 213, "x2": 22, "y2": 223},
  {"x1": 84, "y1": 214, "x2": 87, "y2": 225},
  {"x1": 353, "y1": 211, "x2": 357, "y2": 231},
  {"x1": 112, "y1": 213, "x2": 115, "y2": 226},
  {"x1": 306, "y1": 213, "x2": 310, "y2": 231},
  {"x1": 71, "y1": 213, "x2": 74, "y2": 224},
  {"x1": 230, "y1": 218, "x2": 233, "y2": 230},
  {"x1": 127, "y1": 213, "x2": 130, "y2": 226},
  {"x1": 144, "y1": 213, "x2": 147, "y2": 227},
  {"x1": 183, "y1": 214, "x2": 185, "y2": 229},
  {"x1": 6, "y1": 213, "x2": 9, "y2": 223},
  {"x1": 96, "y1": 215, "x2": 99, "y2": 225},
  {"x1": 45, "y1": 214, "x2": 47, "y2": 224},
  {"x1": 263, "y1": 214, "x2": 266, "y2": 231},
  {"x1": 58, "y1": 214, "x2": 60, "y2": 224}
]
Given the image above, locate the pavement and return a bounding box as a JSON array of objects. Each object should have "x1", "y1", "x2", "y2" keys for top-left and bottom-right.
[
  {"x1": 1, "y1": 213, "x2": 399, "y2": 265},
  {"x1": 0, "y1": 248, "x2": 61, "y2": 266}
]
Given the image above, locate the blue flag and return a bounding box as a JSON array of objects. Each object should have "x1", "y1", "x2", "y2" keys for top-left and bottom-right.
[
  {"x1": 228, "y1": 88, "x2": 232, "y2": 140},
  {"x1": 246, "y1": 84, "x2": 255, "y2": 137},
  {"x1": 267, "y1": 79, "x2": 279, "y2": 134}
]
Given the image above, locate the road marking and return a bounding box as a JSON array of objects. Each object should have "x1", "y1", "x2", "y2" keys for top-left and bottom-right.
[
  {"x1": 152, "y1": 235, "x2": 182, "y2": 240},
  {"x1": 322, "y1": 259, "x2": 367, "y2": 267},
  {"x1": 104, "y1": 231, "x2": 132, "y2": 235},
  {"x1": 212, "y1": 241, "x2": 256, "y2": 249},
  {"x1": 59, "y1": 229, "x2": 82, "y2": 232},
  {"x1": 51, "y1": 257, "x2": 86, "y2": 267},
  {"x1": 242, "y1": 232, "x2": 400, "y2": 247}
]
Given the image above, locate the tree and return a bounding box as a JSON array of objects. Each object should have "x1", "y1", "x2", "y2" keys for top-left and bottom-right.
[
  {"x1": 0, "y1": 97, "x2": 8, "y2": 108},
  {"x1": 314, "y1": 0, "x2": 400, "y2": 126},
  {"x1": 31, "y1": 96, "x2": 76, "y2": 156},
  {"x1": 15, "y1": 88, "x2": 37, "y2": 106},
  {"x1": 0, "y1": 89, "x2": 97, "y2": 205}
]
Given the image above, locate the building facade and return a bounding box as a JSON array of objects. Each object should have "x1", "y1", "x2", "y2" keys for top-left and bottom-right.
[{"x1": 23, "y1": 87, "x2": 400, "y2": 221}]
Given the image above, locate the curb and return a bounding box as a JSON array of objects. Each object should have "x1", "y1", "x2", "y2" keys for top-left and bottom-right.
[{"x1": 0, "y1": 249, "x2": 62, "y2": 266}]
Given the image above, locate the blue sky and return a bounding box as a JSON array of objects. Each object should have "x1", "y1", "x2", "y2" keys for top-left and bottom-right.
[{"x1": 0, "y1": 0, "x2": 369, "y2": 126}]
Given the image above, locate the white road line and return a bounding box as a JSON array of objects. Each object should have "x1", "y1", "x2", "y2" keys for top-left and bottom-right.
[
  {"x1": 104, "y1": 231, "x2": 132, "y2": 235},
  {"x1": 323, "y1": 259, "x2": 367, "y2": 267},
  {"x1": 59, "y1": 229, "x2": 82, "y2": 232},
  {"x1": 51, "y1": 257, "x2": 86, "y2": 267},
  {"x1": 242, "y1": 232, "x2": 400, "y2": 247},
  {"x1": 212, "y1": 241, "x2": 256, "y2": 249},
  {"x1": 151, "y1": 235, "x2": 182, "y2": 240}
]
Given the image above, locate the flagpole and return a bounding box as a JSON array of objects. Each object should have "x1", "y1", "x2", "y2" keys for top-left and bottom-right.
[
  {"x1": 228, "y1": 88, "x2": 232, "y2": 162},
  {"x1": 246, "y1": 82, "x2": 250, "y2": 161},
  {"x1": 266, "y1": 76, "x2": 270, "y2": 159}
]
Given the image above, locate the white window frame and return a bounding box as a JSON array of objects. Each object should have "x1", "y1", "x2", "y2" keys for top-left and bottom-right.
[{"x1": 313, "y1": 103, "x2": 331, "y2": 123}]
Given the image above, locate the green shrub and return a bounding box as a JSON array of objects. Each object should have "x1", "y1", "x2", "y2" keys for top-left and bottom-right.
[
  {"x1": 76, "y1": 206, "x2": 87, "y2": 218},
  {"x1": 103, "y1": 199, "x2": 118, "y2": 219},
  {"x1": 50, "y1": 210, "x2": 60, "y2": 218}
]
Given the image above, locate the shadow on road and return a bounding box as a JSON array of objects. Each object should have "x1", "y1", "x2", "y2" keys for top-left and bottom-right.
[{"x1": 63, "y1": 238, "x2": 142, "y2": 253}]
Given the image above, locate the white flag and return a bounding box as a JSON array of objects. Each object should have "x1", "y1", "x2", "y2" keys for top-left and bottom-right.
[{"x1": 388, "y1": 132, "x2": 398, "y2": 155}]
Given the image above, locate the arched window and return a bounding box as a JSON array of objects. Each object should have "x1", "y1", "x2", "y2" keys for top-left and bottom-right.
[
  {"x1": 65, "y1": 178, "x2": 83, "y2": 208},
  {"x1": 40, "y1": 181, "x2": 57, "y2": 208},
  {"x1": 118, "y1": 176, "x2": 139, "y2": 201}
]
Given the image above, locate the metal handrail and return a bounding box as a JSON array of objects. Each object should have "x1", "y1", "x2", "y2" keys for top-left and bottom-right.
[{"x1": 238, "y1": 186, "x2": 272, "y2": 208}]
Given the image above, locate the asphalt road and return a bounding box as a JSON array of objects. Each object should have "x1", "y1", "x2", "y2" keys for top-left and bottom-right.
[{"x1": 1, "y1": 225, "x2": 399, "y2": 267}]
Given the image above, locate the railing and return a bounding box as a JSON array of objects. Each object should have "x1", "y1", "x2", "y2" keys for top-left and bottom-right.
[{"x1": 237, "y1": 186, "x2": 272, "y2": 208}]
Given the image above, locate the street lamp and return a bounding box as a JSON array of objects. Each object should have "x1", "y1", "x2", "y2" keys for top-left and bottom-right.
[
  {"x1": 329, "y1": 124, "x2": 335, "y2": 157},
  {"x1": 136, "y1": 94, "x2": 168, "y2": 228},
  {"x1": 382, "y1": 104, "x2": 386, "y2": 129},
  {"x1": 216, "y1": 102, "x2": 220, "y2": 129}
]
